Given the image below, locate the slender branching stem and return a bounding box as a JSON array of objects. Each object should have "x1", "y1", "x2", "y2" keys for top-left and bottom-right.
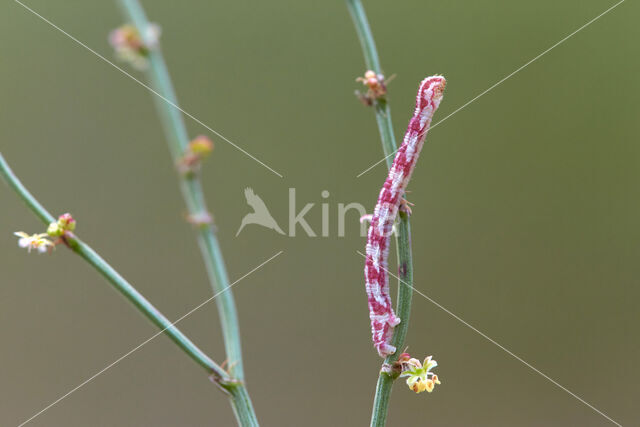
[
  {"x1": 116, "y1": 1, "x2": 257, "y2": 424},
  {"x1": 0, "y1": 153, "x2": 229, "y2": 381},
  {"x1": 347, "y1": 0, "x2": 415, "y2": 425}
]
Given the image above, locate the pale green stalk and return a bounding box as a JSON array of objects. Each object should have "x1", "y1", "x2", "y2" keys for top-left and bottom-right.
[
  {"x1": 116, "y1": 1, "x2": 257, "y2": 425},
  {"x1": 346, "y1": 0, "x2": 415, "y2": 425},
  {"x1": 0, "y1": 153, "x2": 229, "y2": 381}
]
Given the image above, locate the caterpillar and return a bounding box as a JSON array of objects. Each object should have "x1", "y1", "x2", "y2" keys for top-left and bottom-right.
[{"x1": 365, "y1": 75, "x2": 446, "y2": 358}]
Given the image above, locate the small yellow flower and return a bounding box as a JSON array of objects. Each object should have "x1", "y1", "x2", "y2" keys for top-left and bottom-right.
[
  {"x1": 399, "y1": 354, "x2": 441, "y2": 394},
  {"x1": 407, "y1": 375, "x2": 428, "y2": 393},
  {"x1": 189, "y1": 135, "x2": 214, "y2": 157},
  {"x1": 425, "y1": 378, "x2": 435, "y2": 393},
  {"x1": 14, "y1": 232, "x2": 54, "y2": 253}
]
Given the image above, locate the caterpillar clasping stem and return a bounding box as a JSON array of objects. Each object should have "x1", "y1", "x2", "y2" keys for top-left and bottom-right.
[{"x1": 364, "y1": 75, "x2": 446, "y2": 358}]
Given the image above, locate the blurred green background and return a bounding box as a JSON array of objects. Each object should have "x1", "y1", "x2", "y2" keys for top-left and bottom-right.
[{"x1": 1, "y1": 0, "x2": 638, "y2": 425}]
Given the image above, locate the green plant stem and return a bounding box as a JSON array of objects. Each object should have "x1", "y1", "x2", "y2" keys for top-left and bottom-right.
[
  {"x1": 346, "y1": 0, "x2": 396, "y2": 169},
  {"x1": 117, "y1": 1, "x2": 257, "y2": 425},
  {"x1": 228, "y1": 384, "x2": 259, "y2": 426},
  {"x1": 118, "y1": 0, "x2": 245, "y2": 380},
  {"x1": 347, "y1": 0, "x2": 415, "y2": 425},
  {"x1": 0, "y1": 153, "x2": 229, "y2": 381}
]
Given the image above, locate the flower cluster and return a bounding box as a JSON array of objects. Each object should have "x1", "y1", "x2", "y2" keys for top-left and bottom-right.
[
  {"x1": 356, "y1": 70, "x2": 387, "y2": 106},
  {"x1": 189, "y1": 135, "x2": 214, "y2": 157},
  {"x1": 109, "y1": 23, "x2": 161, "y2": 70},
  {"x1": 178, "y1": 135, "x2": 215, "y2": 175},
  {"x1": 398, "y1": 353, "x2": 441, "y2": 393},
  {"x1": 47, "y1": 213, "x2": 76, "y2": 237},
  {"x1": 14, "y1": 213, "x2": 77, "y2": 254}
]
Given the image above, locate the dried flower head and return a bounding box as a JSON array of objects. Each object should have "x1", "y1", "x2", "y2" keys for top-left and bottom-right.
[
  {"x1": 357, "y1": 70, "x2": 386, "y2": 97},
  {"x1": 14, "y1": 232, "x2": 54, "y2": 253},
  {"x1": 399, "y1": 354, "x2": 440, "y2": 394},
  {"x1": 109, "y1": 23, "x2": 161, "y2": 70}
]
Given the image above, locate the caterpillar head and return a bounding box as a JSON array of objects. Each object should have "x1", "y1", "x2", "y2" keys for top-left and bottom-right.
[{"x1": 416, "y1": 75, "x2": 446, "y2": 112}]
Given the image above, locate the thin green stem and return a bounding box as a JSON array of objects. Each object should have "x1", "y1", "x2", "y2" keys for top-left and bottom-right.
[
  {"x1": 118, "y1": 0, "x2": 245, "y2": 381},
  {"x1": 347, "y1": 0, "x2": 415, "y2": 425},
  {"x1": 227, "y1": 383, "x2": 259, "y2": 426},
  {"x1": 0, "y1": 156, "x2": 55, "y2": 225},
  {"x1": 370, "y1": 373, "x2": 393, "y2": 427},
  {"x1": 346, "y1": 0, "x2": 381, "y2": 73},
  {"x1": 0, "y1": 153, "x2": 229, "y2": 381},
  {"x1": 346, "y1": 0, "x2": 397, "y2": 170},
  {"x1": 116, "y1": 1, "x2": 257, "y2": 425}
]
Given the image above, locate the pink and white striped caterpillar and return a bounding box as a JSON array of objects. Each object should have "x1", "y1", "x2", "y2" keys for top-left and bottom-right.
[{"x1": 365, "y1": 75, "x2": 446, "y2": 358}]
